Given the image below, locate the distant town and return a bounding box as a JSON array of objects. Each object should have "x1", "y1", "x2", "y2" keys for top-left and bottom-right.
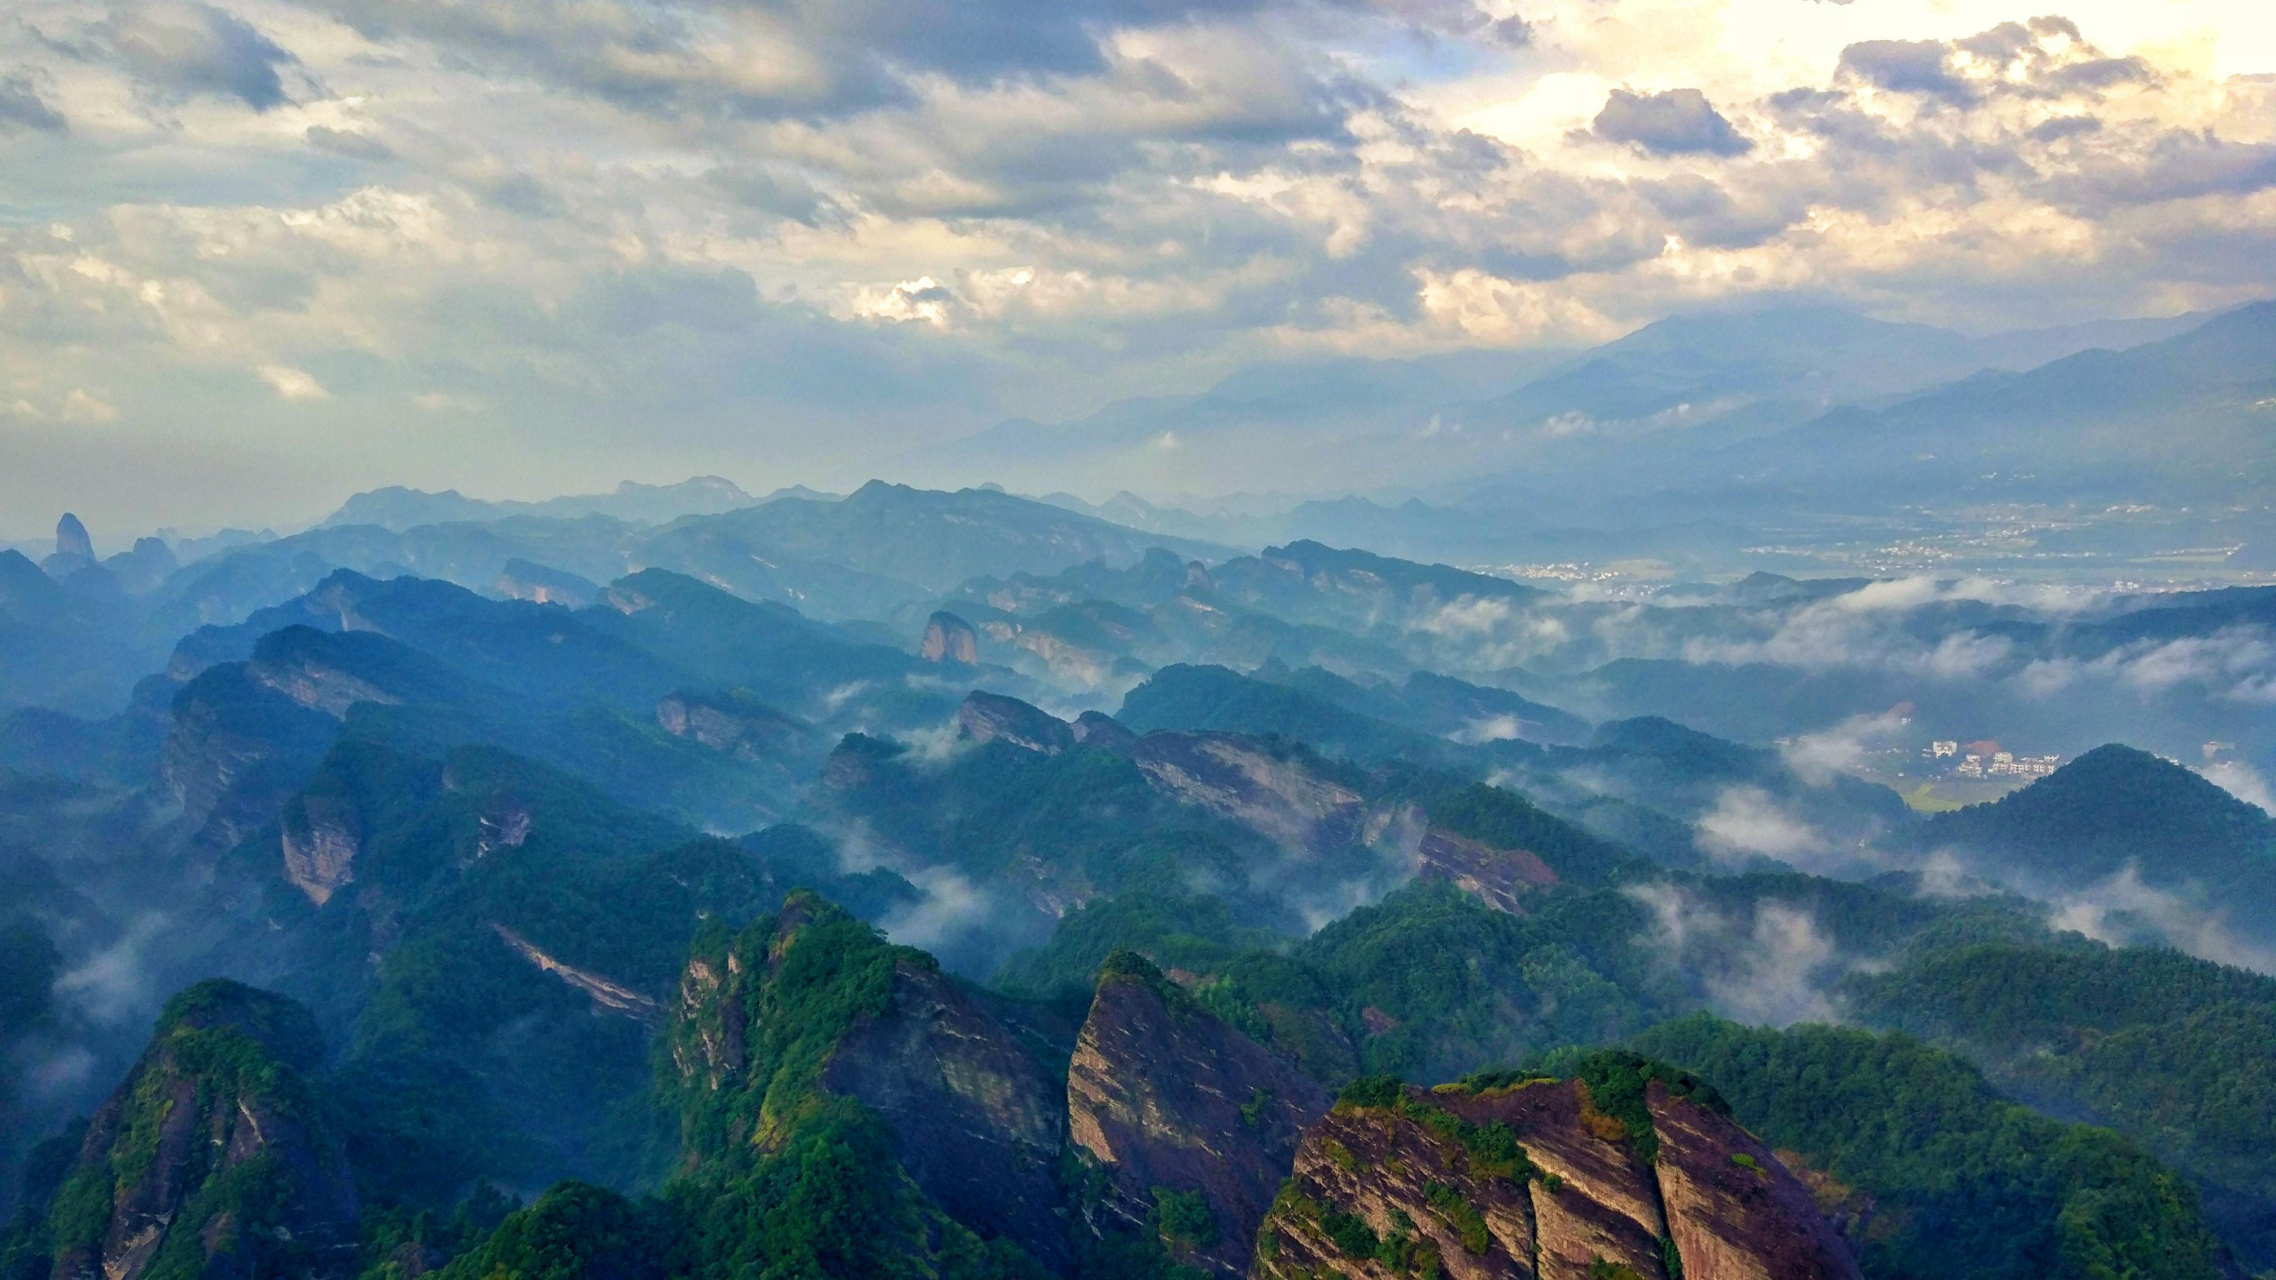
[{"x1": 1925, "y1": 739, "x2": 2064, "y2": 780}]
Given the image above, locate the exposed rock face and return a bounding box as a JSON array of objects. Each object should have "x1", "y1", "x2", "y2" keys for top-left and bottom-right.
[
  {"x1": 1068, "y1": 954, "x2": 1330, "y2": 1276},
  {"x1": 104, "y1": 537, "x2": 178, "y2": 593},
  {"x1": 655, "y1": 691, "x2": 814, "y2": 760},
  {"x1": 1415, "y1": 827, "x2": 1559, "y2": 914},
  {"x1": 1258, "y1": 1083, "x2": 1548, "y2": 1280},
  {"x1": 822, "y1": 956, "x2": 1070, "y2": 1267},
  {"x1": 942, "y1": 691, "x2": 1401, "y2": 862},
  {"x1": 1071, "y1": 710, "x2": 1140, "y2": 749},
  {"x1": 959, "y1": 690, "x2": 1076, "y2": 755},
  {"x1": 1255, "y1": 1075, "x2": 1859, "y2": 1280},
  {"x1": 492, "y1": 558, "x2": 600, "y2": 608},
  {"x1": 1646, "y1": 1082, "x2": 1860, "y2": 1280},
  {"x1": 920, "y1": 611, "x2": 982, "y2": 664},
  {"x1": 54, "y1": 513, "x2": 94, "y2": 562},
  {"x1": 1506, "y1": 1081, "x2": 1669, "y2": 1278},
  {"x1": 160, "y1": 664, "x2": 336, "y2": 849},
  {"x1": 493, "y1": 923, "x2": 663, "y2": 1023},
  {"x1": 281, "y1": 793, "x2": 361, "y2": 905},
  {"x1": 1130, "y1": 733, "x2": 1367, "y2": 853},
  {"x1": 47, "y1": 981, "x2": 358, "y2": 1280},
  {"x1": 670, "y1": 895, "x2": 1071, "y2": 1270}
]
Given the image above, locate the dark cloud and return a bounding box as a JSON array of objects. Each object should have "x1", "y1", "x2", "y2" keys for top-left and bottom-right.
[
  {"x1": 2043, "y1": 131, "x2": 2276, "y2": 212},
  {"x1": 109, "y1": 2, "x2": 297, "y2": 111},
  {"x1": 1839, "y1": 39, "x2": 1971, "y2": 103},
  {"x1": 478, "y1": 172, "x2": 566, "y2": 219},
  {"x1": 304, "y1": 125, "x2": 392, "y2": 160},
  {"x1": 1592, "y1": 88, "x2": 1752, "y2": 156},
  {"x1": 0, "y1": 75, "x2": 66, "y2": 133},
  {"x1": 305, "y1": 0, "x2": 1284, "y2": 118},
  {"x1": 2029, "y1": 115, "x2": 2101, "y2": 143},
  {"x1": 704, "y1": 165, "x2": 846, "y2": 228},
  {"x1": 1487, "y1": 15, "x2": 1532, "y2": 47},
  {"x1": 1841, "y1": 19, "x2": 2153, "y2": 108}
]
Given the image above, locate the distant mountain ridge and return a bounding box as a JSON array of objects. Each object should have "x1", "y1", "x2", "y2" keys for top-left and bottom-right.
[
  {"x1": 893, "y1": 300, "x2": 2231, "y2": 500},
  {"x1": 319, "y1": 475, "x2": 777, "y2": 530}
]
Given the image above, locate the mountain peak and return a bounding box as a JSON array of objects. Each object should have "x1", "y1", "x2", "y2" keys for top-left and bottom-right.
[{"x1": 54, "y1": 512, "x2": 93, "y2": 561}]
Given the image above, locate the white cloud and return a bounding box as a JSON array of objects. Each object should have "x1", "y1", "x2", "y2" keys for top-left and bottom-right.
[
  {"x1": 1694, "y1": 785, "x2": 1827, "y2": 866},
  {"x1": 5, "y1": 0, "x2": 2276, "y2": 524},
  {"x1": 2200, "y1": 759, "x2": 2275, "y2": 815},
  {"x1": 1780, "y1": 707, "x2": 1910, "y2": 785},
  {"x1": 2047, "y1": 863, "x2": 2276, "y2": 974},
  {"x1": 259, "y1": 363, "x2": 331, "y2": 401},
  {"x1": 1627, "y1": 882, "x2": 1842, "y2": 1026}
]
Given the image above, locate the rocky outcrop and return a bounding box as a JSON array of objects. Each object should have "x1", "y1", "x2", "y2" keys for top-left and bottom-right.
[
  {"x1": 943, "y1": 691, "x2": 1399, "y2": 861},
  {"x1": 1255, "y1": 1069, "x2": 1859, "y2": 1280},
  {"x1": 493, "y1": 923, "x2": 663, "y2": 1023},
  {"x1": 54, "y1": 513, "x2": 94, "y2": 562},
  {"x1": 104, "y1": 537, "x2": 179, "y2": 593},
  {"x1": 959, "y1": 690, "x2": 1076, "y2": 755},
  {"x1": 1415, "y1": 827, "x2": 1559, "y2": 914},
  {"x1": 1071, "y1": 710, "x2": 1140, "y2": 750},
  {"x1": 492, "y1": 558, "x2": 599, "y2": 609},
  {"x1": 669, "y1": 894, "x2": 1071, "y2": 1270},
  {"x1": 920, "y1": 611, "x2": 981, "y2": 664},
  {"x1": 655, "y1": 691, "x2": 814, "y2": 760},
  {"x1": 281, "y1": 793, "x2": 361, "y2": 905},
  {"x1": 1646, "y1": 1081, "x2": 1860, "y2": 1280},
  {"x1": 161, "y1": 664, "x2": 336, "y2": 849},
  {"x1": 46, "y1": 981, "x2": 358, "y2": 1280},
  {"x1": 822, "y1": 956, "x2": 1069, "y2": 1266},
  {"x1": 1069, "y1": 953, "x2": 1330, "y2": 1276},
  {"x1": 1130, "y1": 733, "x2": 1368, "y2": 853}
]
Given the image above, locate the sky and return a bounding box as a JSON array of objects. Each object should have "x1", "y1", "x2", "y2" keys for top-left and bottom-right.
[{"x1": 2, "y1": 0, "x2": 2274, "y2": 533}]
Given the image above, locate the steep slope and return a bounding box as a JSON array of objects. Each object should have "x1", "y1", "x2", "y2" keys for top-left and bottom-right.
[
  {"x1": 1848, "y1": 941, "x2": 2276, "y2": 1267},
  {"x1": 1631, "y1": 1015, "x2": 2238, "y2": 1280},
  {"x1": 200, "y1": 741, "x2": 823, "y2": 1200},
  {"x1": 664, "y1": 892, "x2": 1068, "y2": 1274},
  {"x1": 1731, "y1": 301, "x2": 2276, "y2": 504},
  {"x1": 1891, "y1": 744, "x2": 2276, "y2": 937},
  {"x1": 642, "y1": 481, "x2": 1228, "y2": 595},
  {"x1": 1068, "y1": 951, "x2": 1331, "y2": 1276},
  {"x1": 34, "y1": 981, "x2": 357, "y2": 1280},
  {"x1": 1256, "y1": 1059, "x2": 1859, "y2": 1280}
]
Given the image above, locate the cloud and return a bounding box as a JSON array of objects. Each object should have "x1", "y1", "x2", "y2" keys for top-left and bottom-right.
[
  {"x1": 1591, "y1": 88, "x2": 1752, "y2": 157},
  {"x1": 4, "y1": 3, "x2": 2276, "y2": 523},
  {"x1": 2047, "y1": 864, "x2": 2276, "y2": 974},
  {"x1": 1839, "y1": 39, "x2": 1971, "y2": 104},
  {"x1": 1838, "y1": 17, "x2": 2152, "y2": 109},
  {"x1": 2013, "y1": 626, "x2": 2276, "y2": 703},
  {"x1": 0, "y1": 75, "x2": 67, "y2": 133},
  {"x1": 2200, "y1": 760, "x2": 2275, "y2": 816},
  {"x1": 108, "y1": 2, "x2": 298, "y2": 111},
  {"x1": 52, "y1": 913, "x2": 171, "y2": 1025},
  {"x1": 305, "y1": 125, "x2": 392, "y2": 161},
  {"x1": 1628, "y1": 883, "x2": 1841, "y2": 1026},
  {"x1": 1779, "y1": 708, "x2": 1910, "y2": 786},
  {"x1": 259, "y1": 364, "x2": 331, "y2": 401},
  {"x1": 1694, "y1": 786, "x2": 1826, "y2": 867}
]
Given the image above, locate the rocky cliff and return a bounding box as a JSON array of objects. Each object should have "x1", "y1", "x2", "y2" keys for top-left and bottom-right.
[
  {"x1": 41, "y1": 981, "x2": 358, "y2": 1280},
  {"x1": 920, "y1": 610, "x2": 981, "y2": 664},
  {"x1": 1254, "y1": 1061, "x2": 1859, "y2": 1280},
  {"x1": 1413, "y1": 827, "x2": 1559, "y2": 915},
  {"x1": 668, "y1": 892, "x2": 1070, "y2": 1269},
  {"x1": 1068, "y1": 951, "x2": 1331, "y2": 1276},
  {"x1": 655, "y1": 690, "x2": 817, "y2": 761}
]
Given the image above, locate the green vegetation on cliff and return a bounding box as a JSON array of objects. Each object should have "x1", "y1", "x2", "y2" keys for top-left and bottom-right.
[
  {"x1": 1631, "y1": 1014, "x2": 2232, "y2": 1280},
  {"x1": 1849, "y1": 940, "x2": 2276, "y2": 1267}
]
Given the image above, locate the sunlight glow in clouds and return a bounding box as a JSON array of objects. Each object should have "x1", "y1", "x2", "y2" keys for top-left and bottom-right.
[{"x1": 1, "y1": 0, "x2": 2273, "y2": 526}]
